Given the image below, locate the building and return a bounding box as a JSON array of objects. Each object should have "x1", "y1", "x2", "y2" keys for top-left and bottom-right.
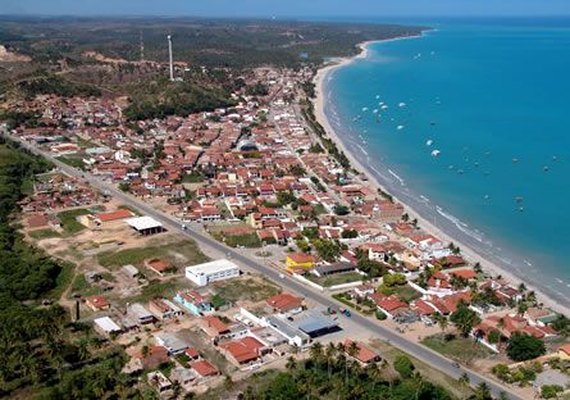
[
  {"x1": 125, "y1": 216, "x2": 165, "y2": 236},
  {"x1": 314, "y1": 262, "x2": 357, "y2": 277},
  {"x1": 295, "y1": 310, "x2": 340, "y2": 338},
  {"x1": 174, "y1": 290, "x2": 212, "y2": 316},
  {"x1": 184, "y1": 259, "x2": 240, "y2": 287},
  {"x1": 121, "y1": 264, "x2": 139, "y2": 279},
  {"x1": 148, "y1": 298, "x2": 183, "y2": 320},
  {"x1": 286, "y1": 253, "x2": 316, "y2": 271},
  {"x1": 154, "y1": 333, "x2": 189, "y2": 355},
  {"x1": 147, "y1": 371, "x2": 172, "y2": 394},
  {"x1": 126, "y1": 303, "x2": 155, "y2": 325},
  {"x1": 170, "y1": 367, "x2": 197, "y2": 385},
  {"x1": 266, "y1": 316, "x2": 311, "y2": 347},
  {"x1": 85, "y1": 295, "x2": 110, "y2": 311},
  {"x1": 190, "y1": 359, "x2": 219, "y2": 378},
  {"x1": 344, "y1": 340, "x2": 381, "y2": 365},
  {"x1": 93, "y1": 316, "x2": 122, "y2": 336},
  {"x1": 145, "y1": 258, "x2": 173, "y2": 276},
  {"x1": 219, "y1": 336, "x2": 267, "y2": 366},
  {"x1": 265, "y1": 292, "x2": 303, "y2": 314}
]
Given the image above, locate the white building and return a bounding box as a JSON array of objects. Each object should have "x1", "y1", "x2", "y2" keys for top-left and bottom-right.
[{"x1": 184, "y1": 259, "x2": 240, "y2": 286}]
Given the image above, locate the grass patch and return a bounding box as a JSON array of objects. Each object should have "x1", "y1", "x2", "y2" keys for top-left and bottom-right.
[
  {"x1": 97, "y1": 238, "x2": 209, "y2": 269},
  {"x1": 369, "y1": 338, "x2": 474, "y2": 399},
  {"x1": 379, "y1": 283, "x2": 421, "y2": 303},
  {"x1": 123, "y1": 279, "x2": 193, "y2": 305},
  {"x1": 421, "y1": 334, "x2": 493, "y2": 365},
  {"x1": 57, "y1": 208, "x2": 91, "y2": 235},
  {"x1": 307, "y1": 271, "x2": 362, "y2": 287},
  {"x1": 212, "y1": 277, "x2": 280, "y2": 303},
  {"x1": 68, "y1": 273, "x2": 103, "y2": 298},
  {"x1": 197, "y1": 369, "x2": 281, "y2": 400},
  {"x1": 224, "y1": 233, "x2": 262, "y2": 248},
  {"x1": 55, "y1": 156, "x2": 86, "y2": 171},
  {"x1": 47, "y1": 260, "x2": 75, "y2": 300},
  {"x1": 28, "y1": 229, "x2": 61, "y2": 240},
  {"x1": 181, "y1": 171, "x2": 204, "y2": 183}
]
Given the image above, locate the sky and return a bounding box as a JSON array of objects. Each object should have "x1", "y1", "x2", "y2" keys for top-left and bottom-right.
[{"x1": 1, "y1": 0, "x2": 569, "y2": 18}]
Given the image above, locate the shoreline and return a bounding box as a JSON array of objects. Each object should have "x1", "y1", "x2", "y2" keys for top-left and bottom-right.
[{"x1": 312, "y1": 34, "x2": 570, "y2": 316}]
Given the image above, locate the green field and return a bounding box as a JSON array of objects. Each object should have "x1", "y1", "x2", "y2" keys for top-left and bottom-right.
[
  {"x1": 28, "y1": 229, "x2": 61, "y2": 240},
  {"x1": 97, "y1": 238, "x2": 209, "y2": 269},
  {"x1": 212, "y1": 277, "x2": 280, "y2": 303},
  {"x1": 57, "y1": 208, "x2": 91, "y2": 235},
  {"x1": 421, "y1": 334, "x2": 493, "y2": 365},
  {"x1": 379, "y1": 283, "x2": 422, "y2": 303}
]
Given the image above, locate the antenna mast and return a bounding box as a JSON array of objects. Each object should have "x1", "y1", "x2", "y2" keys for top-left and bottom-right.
[{"x1": 167, "y1": 34, "x2": 174, "y2": 81}]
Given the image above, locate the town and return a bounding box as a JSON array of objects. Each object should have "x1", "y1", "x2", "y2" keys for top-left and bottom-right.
[{"x1": 2, "y1": 55, "x2": 569, "y2": 400}]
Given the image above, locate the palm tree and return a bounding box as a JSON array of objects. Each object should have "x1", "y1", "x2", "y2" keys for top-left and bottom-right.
[
  {"x1": 309, "y1": 342, "x2": 324, "y2": 364},
  {"x1": 518, "y1": 282, "x2": 527, "y2": 293},
  {"x1": 517, "y1": 301, "x2": 528, "y2": 317},
  {"x1": 325, "y1": 342, "x2": 336, "y2": 378},
  {"x1": 285, "y1": 356, "x2": 297, "y2": 371},
  {"x1": 473, "y1": 382, "x2": 492, "y2": 400},
  {"x1": 433, "y1": 312, "x2": 448, "y2": 334},
  {"x1": 458, "y1": 372, "x2": 470, "y2": 386}
]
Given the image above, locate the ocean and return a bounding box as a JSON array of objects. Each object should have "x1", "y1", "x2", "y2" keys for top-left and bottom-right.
[{"x1": 323, "y1": 18, "x2": 570, "y2": 307}]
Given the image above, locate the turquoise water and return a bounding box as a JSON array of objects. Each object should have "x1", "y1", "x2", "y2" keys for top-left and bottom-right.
[{"x1": 325, "y1": 19, "x2": 570, "y2": 305}]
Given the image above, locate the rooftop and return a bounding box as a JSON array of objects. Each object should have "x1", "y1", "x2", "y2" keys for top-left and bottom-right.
[
  {"x1": 186, "y1": 259, "x2": 239, "y2": 276},
  {"x1": 125, "y1": 216, "x2": 163, "y2": 231}
]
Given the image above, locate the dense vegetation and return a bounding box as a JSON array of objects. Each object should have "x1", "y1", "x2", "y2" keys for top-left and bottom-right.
[
  {"x1": 238, "y1": 342, "x2": 455, "y2": 400},
  {"x1": 0, "y1": 139, "x2": 141, "y2": 399},
  {"x1": 123, "y1": 76, "x2": 234, "y2": 120},
  {"x1": 0, "y1": 17, "x2": 425, "y2": 68},
  {"x1": 17, "y1": 73, "x2": 102, "y2": 99}
]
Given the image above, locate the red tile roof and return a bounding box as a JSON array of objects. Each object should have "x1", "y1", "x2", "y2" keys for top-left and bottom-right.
[
  {"x1": 96, "y1": 209, "x2": 133, "y2": 222},
  {"x1": 265, "y1": 292, "x2": 303, "y2": 312},
  {"x1": 191, "y1": 360, "x2": 218, "y2": 377},
  {"x1": 344, "y1": 340, "x2": 380, "y2": 363},
  {"x1": 220, "y1": 336, "x2": 264, "y2": 364}
]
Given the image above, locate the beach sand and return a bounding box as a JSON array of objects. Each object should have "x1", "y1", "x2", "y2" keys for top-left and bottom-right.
[{"x1": 313, "y1": 38, "x2": 570, "y2": 316}]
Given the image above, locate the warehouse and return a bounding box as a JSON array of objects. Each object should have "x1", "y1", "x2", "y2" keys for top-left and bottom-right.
[{"x1": 125, "y1": 216, "x2": 165, "y2": 236}]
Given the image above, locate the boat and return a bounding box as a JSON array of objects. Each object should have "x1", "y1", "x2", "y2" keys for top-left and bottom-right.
[
  {"x1": 431, "y1": 149, "x2": 441, "y2": 157},
  {"x1": 397, "y1": 125, "x2": 405, "y2": 131},
  {"x1": 426, "y1": 139, "x2": 433, "y2": 146},
  {"x1": 398, "y1": 102, "x2": 407, "y2": 108},
  {"x1": 362, "y1": 107, "x2": 368, "y2": 112}
]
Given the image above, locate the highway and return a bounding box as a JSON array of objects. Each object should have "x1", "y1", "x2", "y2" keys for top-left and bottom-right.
[{"x1": 4, "y1": 132, "x2": 523, "y2": 400}]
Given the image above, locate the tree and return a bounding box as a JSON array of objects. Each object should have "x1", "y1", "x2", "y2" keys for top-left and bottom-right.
[
  {"x1": 487, "y1": 329, "x2": 501, "y2": 345},
  {"x1": 382, "y1": 273, "x2": 407, "y2": 287},
  {"x1": 506, "y1": 333, "x2": 546, "y2": 362},
  {"x1": 393, "y1": 355, "x2": 415, "y2": 378},
  {"x1": 433, "y1": 312, "x2": 449, "y2": 334},
  {"x1": 450, "y1": 301, "x2": 481, "y2": 337},
  {"x1": 333, "y1": 204, "x2": 349, "y2": 216},
  {"x1": 541, "y1": 385, "x2": 563, "y2": 399},
  {"x1": 470, "y1": 382, "x2": 492, "y2": 400}
]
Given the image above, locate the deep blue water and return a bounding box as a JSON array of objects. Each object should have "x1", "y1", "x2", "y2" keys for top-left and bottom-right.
[{"x1": 325, "y1": 19, "x2": 570, "y2": 304}]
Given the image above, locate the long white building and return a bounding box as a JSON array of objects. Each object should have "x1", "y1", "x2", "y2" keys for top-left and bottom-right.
[{"x1": 185, "y1": 259, "x2": 240, "y2": 286}]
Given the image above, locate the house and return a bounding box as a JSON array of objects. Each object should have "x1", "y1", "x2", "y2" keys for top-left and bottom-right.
[
  {"x1": 121, "y1": 264, "x2": 139, "y2": 279},
  {"x1": 184, "y1": 347, "x2": 201, "y2": 361},
  {"x1": 314, "y1": 262, "x2": 358, "y2": 277},
  {"x1": 147, "y1": 371, "x2": 172, "y2": 394},
  {"x1": 286, "y1": 253, "x2": 316, "y2": 271},
  {"x1": 174, "y1": 290, "x2": 212, "y2": 316},
  {"x1": 85, "y1": 295, "x2": 110, "y2": 312},
  {"x1": 219, "y1": 336, "x2": 267, "y2": 366},
  {"x1": 190, "y1": 360, "x2": 219, "y2": 378},
  {"x1": 370, "y1": 294, "x2": 409, "y2": 319},
  {"x1": 94, "y1": 209, "x2": 134, "y2": 224},
  {"x1": 148, "y1": 298, "x2": 184, "y2": 320},
  {"x1": 134, "y1": 345, "x2": 170, "y2": 370},
  {"x1": 201, "y1": 315, "x2": 229, "y2": 338},
  {"x1": 556, "y1": 343, "x2": 570, "y2": 360},
  {"x1": 170, "y1": 367, "x2": 197, "y2": 386},
  {"x1": 344, "y1": 340, "x2": 381, "y2": 365},
  {"x1": 265, "y1": 292, "x2": 303, "y2": 314},
  {"x1": 154, "y1": 333, "x2": 189, "y2": 355},
  {"x1": 185, "y1": 259, "x2": 240, "y2": 287},
  {"x1": 93, "y1": 316, "x2": 122, "y2": 336},
  {"x1": 125, "y1": 303, "x2": 155, "y2": 326},
  {"x1": 145, "y1": 258, "x2": 173, "y2": 276}
]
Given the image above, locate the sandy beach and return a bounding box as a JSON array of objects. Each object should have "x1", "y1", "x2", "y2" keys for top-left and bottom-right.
[{"x1": 312, "y1": 36, "x2": 570, "y2": 316}]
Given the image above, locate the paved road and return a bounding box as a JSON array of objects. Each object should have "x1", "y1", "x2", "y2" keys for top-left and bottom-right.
[{"x1": 5, "y1": 132, "x2": 523, "y2": 400}]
